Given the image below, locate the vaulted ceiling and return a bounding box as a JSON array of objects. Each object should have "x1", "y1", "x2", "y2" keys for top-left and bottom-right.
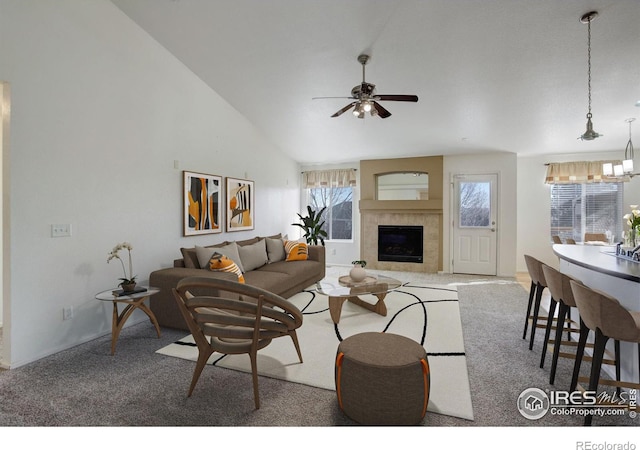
[{"x1": 111, "y1": 0, "x2": 640, "y2": 165}]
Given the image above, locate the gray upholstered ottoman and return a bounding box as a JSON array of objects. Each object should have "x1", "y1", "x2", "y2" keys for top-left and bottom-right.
[{"x1": 334, "y1": 332, "x2": 430, "y2": 425}]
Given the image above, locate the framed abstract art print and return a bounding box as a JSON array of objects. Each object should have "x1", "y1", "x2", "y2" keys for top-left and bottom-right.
[
  {"x1": 226, "y1": 177, "x2": 254, "y2": 232},
  {"x1": 183, "y1": 171, "x2": 222, "y2": 236}
]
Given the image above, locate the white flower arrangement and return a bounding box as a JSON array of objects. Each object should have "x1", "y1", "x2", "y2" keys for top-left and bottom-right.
[
  {"x1": 623, "y1": 205, "x2": 640, "y2": 231},
  {"x1": 107, "y1": 242, "x2": 136, "y2": 286}
]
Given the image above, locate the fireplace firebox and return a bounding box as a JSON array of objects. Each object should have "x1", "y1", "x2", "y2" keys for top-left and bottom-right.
[{"x1": 377, "y1": 225, "x2": 423, "y2": 263}]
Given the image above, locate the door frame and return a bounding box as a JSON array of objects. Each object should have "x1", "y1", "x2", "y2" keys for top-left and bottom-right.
[{"x1": 449, "y1": 172, "x2": 499, "y2": 275}]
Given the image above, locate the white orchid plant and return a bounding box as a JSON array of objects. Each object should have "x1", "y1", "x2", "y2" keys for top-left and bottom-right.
[
  {"x1": 107, "y1": 242, "x2": 136, "y2": 286},
  {"x1": 623, "y1": 205, "x2": 640, "y2": 233}
]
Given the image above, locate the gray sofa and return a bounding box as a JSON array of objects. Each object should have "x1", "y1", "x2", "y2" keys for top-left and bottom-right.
[{"x1": 149, "y1": 235, "x2": 325, "y2": 330}]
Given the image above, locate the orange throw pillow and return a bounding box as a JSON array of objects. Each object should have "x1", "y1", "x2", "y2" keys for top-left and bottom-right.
[
  {"x1": 284, "y1": 241, "x2": 308, "y2": 261},
  {"x1": 208, "y1": 252, "x2": 245, "y2": 283}
]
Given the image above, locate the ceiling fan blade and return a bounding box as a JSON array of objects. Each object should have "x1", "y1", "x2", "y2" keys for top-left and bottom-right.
[
  {"x1": 372, "y1": 101, "x2": 391, "y2": 119},
  {"x1": 331, "y1": 102, "x2": 357, "y2": 117},
  {"x1": 376, "y1": 94, "x2": 419, "y2": 102},
  {"x1": 312, "y1": 96, "x2": 355, "y2": 100}
]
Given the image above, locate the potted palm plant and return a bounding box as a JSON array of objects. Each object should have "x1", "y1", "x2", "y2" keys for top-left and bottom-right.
[{"x1": 292, "y1": 205, "x2": 328, "y2": 246}]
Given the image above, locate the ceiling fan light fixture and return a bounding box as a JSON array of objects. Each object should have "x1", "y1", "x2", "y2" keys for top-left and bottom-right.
[{"x1": 362, "y1": 101, "x2": 372, "y2": 113}]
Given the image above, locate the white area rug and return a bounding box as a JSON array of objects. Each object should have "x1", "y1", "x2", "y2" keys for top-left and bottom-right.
[{"x1": 156, "y1": 282, "x2": 474, "y2": 421}]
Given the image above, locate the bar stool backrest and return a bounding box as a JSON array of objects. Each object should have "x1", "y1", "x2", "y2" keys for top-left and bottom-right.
[
  {"x1": 542, "y1": 264, "x2": 579, "y2": 307},
  {"x1": 570, "y1": 281, "x2": 640, "y2": 343},
  {"x1": 524, "y1": 255, "x2": 546, "y2": 286}
]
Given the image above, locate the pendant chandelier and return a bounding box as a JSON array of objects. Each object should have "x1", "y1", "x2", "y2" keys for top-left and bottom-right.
[
  {"x1": 578, "y1": 11, "x2": 602, "y2": 141},
  {"x1": 603, "y1": 118, "x2": 636, "y2": 178}
]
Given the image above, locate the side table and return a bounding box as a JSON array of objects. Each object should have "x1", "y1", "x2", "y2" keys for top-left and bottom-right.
[{"x1": 95, "y1": 286, "x2": 161, "y2": 355}]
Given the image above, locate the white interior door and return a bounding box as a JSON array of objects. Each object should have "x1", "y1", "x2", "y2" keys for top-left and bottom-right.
[{"x1": 452, "y1": 174, "x2": 498, "y2": 275}]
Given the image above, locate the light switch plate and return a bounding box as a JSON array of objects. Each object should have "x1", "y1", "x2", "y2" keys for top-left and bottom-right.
[{"x1": 51, "y1": 224, "x2": 72, "y2": 237}]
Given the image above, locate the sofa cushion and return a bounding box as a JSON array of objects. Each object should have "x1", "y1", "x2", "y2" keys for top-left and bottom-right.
[
  {"x1": 180, "y1": 247, "x2": 200, "y2": 269},
  {"x1": 238, "y1": 238, "x2": 268, "y2": 272},
  {"x1": 236, "y1": 237, "x2": 260, "y2": 247},
  {"x1": 196, "y1": 242, "x2": 245, "y2": 272},
  {"x1": 284, "y1": 240, "x2": 308, "y2": 261},
  {"x1": 242, "y1": 270, "x2": 294, "y2": 295},
  {"x1": 265, "y1": 237, "x2": 286, "y2": 263},
  {"x1": 207, "y1": 252, "x2": 245, "y2": 283},
  {"x1": 258, "y1": 259, "x2": 322, "y2": 279},
  {"x1": 181, "y1": 241, "x2": 229, "y2": 269}
]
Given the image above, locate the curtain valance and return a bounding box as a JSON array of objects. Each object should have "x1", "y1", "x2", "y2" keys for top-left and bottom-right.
[
  {"x1": 544, "y1": 160, "x2": 626, "y2": 184},
  {"x1": 302, "y1": 169, "x2": 357, "y2": 188}
]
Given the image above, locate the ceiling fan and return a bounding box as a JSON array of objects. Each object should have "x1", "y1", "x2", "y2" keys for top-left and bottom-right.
[{"x1": 313, "y1": 54, "x2": 419, "y2": 119}]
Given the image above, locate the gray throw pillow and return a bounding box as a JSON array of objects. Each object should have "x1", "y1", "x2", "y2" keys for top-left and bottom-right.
[
  {"x1": 265, "y1": 237, "x2": 286, "y2": 262},
  {"x1": 196, "y1": 242, "x2": 245, "y2": 273},
  {"x1": 238, "y1": 239, "x2": 269, "y2": 271}
]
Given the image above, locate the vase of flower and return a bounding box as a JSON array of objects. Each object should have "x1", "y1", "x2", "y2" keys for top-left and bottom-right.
[
  {"x1": 350, "y1": 260, "x2": 367, "y2": 282},
  {"x1": 120, "y1": 282, "x2": 137, "y2": 293},
  {"x1": 624, "y1": 205, "x2": 640, "y2": 247}
]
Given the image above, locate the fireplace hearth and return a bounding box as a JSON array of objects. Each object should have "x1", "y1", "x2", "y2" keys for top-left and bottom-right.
[{"x1": 378, "y1": 225, "x2": 423, "y2": 263}]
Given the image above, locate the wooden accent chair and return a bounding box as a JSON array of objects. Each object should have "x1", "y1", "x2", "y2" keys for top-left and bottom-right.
[
  {"x1": 566, "y1": 238, "x2": 577, "y2": 244},
  {"x1": 569, "y1": 281, "x2": 640, "y2": 426},
  {"x1": 172, "y1": 276, "x2": 303, "y2": 409},
  {"x1": 552, "y1": 236, "x2": 563, "y2": 244}
]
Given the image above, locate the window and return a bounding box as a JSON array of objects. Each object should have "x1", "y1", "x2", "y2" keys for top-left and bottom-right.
[
  {"x1": 307, "y1": 187, "x2": 353, "y2": 240},
  {"x1": 459, "y1": 181, "x2": 491, "y2": 227},
  {"x1": 550, "y1": 182, "x2": 623, "y2": 242}
]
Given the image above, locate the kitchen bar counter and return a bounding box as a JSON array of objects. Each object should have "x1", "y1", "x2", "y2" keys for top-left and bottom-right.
[
  {"x1": 552, "y1": 244, "x2": 639, "y2": 383},
  {"x1": 552, "y1": 243, "x2": 640, "y2": 283}
]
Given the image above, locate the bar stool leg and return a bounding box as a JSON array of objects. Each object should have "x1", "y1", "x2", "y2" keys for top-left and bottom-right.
[
  {"x1": 549, "y1": 301, "x2": 568, "y2": 384},
  {"x1": 540, "y1": 297, "x2": 557, "y2": 367},
  {"x1": 584, "y1": 329, "x2": 608, "y2": 426},
  {"x1": 523, "y1": 281, "x2": 536, "y2": 339},
  {"x1": 614, "y1": 339, "x2": 621, "y2": 397},
  {"x1": 570, "y1": 319, "x2": 590, "y2": 392},
  {"x1": 529, "y1": 283, "x2": 545, "y2": 350}
]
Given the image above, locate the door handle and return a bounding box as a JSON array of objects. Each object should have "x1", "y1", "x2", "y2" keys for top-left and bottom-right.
[{"x1": 491, "y1": 228, "x2": 496, "y2": 232}]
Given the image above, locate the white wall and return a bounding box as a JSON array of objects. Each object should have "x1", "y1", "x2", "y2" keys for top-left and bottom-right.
[
  {"x1": 0, "y1": 0, "x2": 300, "y2": 367},
  {"x1": 516, "y1": 151, "x2": 640, "y2": 273},
  {"x1": 443, "y1": 152, "x2": 518, "y2": 277}
]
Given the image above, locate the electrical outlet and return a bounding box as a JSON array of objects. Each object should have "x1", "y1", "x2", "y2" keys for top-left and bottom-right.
[
  {"x1": 51, "y1": 224, "x2": 72, "y2": 237},
  {"x1": 63, "y1": 306, "x2": 73, "y2": 321}
]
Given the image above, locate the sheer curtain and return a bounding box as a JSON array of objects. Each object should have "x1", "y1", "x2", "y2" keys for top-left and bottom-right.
[{"x1": 302, "y1": 169, "x2": 357, "y2": 188}]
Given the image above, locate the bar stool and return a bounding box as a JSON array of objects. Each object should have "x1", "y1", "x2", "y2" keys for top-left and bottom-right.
[
  {"x1": 540, "y1": 265, "x2": 579, "y2": 377},
  {"x1": 569, "y1": 281, "x2": 640, "y2": 426},
  {"x1": 539, "y1": 265, "x2": 613, "y2": 386},
  {"x1": 523, "y1": 255, "x2": 550, "y2": 350}
]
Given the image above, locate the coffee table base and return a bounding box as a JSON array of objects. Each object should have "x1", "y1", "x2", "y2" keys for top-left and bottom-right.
[{"x1": 329, "y1": 292, "x2": 388, "y2": 324}]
